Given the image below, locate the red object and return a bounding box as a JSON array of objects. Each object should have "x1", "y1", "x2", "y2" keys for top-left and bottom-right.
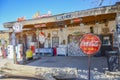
[
  {"x1": 53, "y1": 48, "x2": 57, "y2": 56},
  {"x1": 79, "y1": 33, "x2": 101, "y2": 55},
  {"x1": 39, "y1": 32, "x2": 45, "y2": 36},
  {"x1": 31, "y1": 46, "x2": 35, "y2": 53},
  {"x1": 34, "y1": 24, "x2": 46, "y2": 28},
  {"x1": 73, "y1": 18, "x2": 81, "y2": 23},
  {"x1": 17, "y1": 17, "x2": 25, "y2": 21}
]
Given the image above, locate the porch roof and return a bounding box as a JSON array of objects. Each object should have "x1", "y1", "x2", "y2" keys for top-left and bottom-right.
[{"x1": 3, "y1": 2, "x2": 120, "y2": 29}]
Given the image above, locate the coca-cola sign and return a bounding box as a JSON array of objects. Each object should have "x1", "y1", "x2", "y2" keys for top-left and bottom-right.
[{"x1": 79, "y1": 33, "x2": 101, "y2": 55}]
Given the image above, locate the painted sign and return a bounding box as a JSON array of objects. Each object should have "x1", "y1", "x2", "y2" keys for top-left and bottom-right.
[
  {"x1": 71, "y1": 18, "x2": 81, "y2": 24},
  {"x1": 79, "y1": 33, "x2": 101, "y2": 55},
  {"x1": 34, "y1": 23, "x2": 46, "y2": 28},
  {"x1": 56, "y1": 14, "x2": 72, "y2": 20}
]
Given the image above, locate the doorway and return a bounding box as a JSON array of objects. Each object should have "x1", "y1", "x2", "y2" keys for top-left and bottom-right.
[{"x1": 52, "y1": 37, "x2": 59, "y2": 48}]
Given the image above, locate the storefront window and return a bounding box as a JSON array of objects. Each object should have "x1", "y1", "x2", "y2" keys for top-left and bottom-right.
[
  {"x1": 90, "y1": 27, "x2": 94, "y2": 33},
  {"x1": 52, "y1": 37, "x2": 59, "y2": 47},
  {"x1": 102, "y1": 36, "x2": 111, "y2": 46}
]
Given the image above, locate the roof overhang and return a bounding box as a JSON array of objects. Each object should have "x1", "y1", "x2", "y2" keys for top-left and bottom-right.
[{"x1": 3, "y1": 3, "x2": 120, "y2": 28}]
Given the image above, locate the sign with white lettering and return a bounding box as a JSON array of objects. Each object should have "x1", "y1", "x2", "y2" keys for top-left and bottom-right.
[
  {"x1": 34, "y1": 23, "x2": 46, "y2": 28},
  {"x1": 79, "y1": 33, "x2": 101, "y2": 55},
  {"x1": 56, "y1": 14, "x2": 72, "y2": 20}
]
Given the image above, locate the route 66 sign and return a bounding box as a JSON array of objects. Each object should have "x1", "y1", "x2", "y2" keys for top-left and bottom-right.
[{"x1": 13, "y1": 22, "x2": 23, "y2": 33}]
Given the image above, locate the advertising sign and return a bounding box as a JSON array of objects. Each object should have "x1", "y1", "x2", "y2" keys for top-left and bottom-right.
[
  {"x1": 79, "y1": 33, "x2": 101, "y2": 55},
  {"x1": 34, "y1": 23, "x2": 46, "y2": 28},
  {"x1": 79, "y1": 33, "x2": 101, "y2": 80}
]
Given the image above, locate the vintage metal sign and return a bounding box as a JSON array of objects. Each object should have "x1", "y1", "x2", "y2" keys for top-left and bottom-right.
[{"x1": 79, "y1": 33, "x2": 101, "y2": 55}]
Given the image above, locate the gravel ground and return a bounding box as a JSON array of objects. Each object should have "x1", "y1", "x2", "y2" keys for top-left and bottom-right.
[
  {"x1": 0, "y1": 56, "x2": 120, "y2": 80},
  {"x1": 28, "y1": 56, "x2": 120, "y2": 80}
]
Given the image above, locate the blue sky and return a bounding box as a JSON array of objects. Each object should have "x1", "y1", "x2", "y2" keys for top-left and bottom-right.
[{"x1": 0, "y1": 0, "x2": 119, "y2": 30}]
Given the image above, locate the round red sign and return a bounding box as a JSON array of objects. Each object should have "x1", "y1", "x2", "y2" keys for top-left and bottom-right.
[{"x1": 79, "y1": 33, "x2": 101, "y2": 55}]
